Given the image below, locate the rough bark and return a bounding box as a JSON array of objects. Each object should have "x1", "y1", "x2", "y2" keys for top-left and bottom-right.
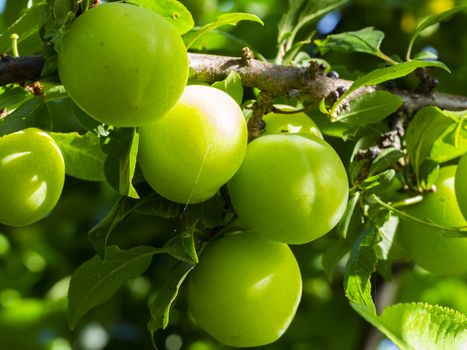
[{"x1": 0, "y1": 52, "x2": 466, "y2": 112}]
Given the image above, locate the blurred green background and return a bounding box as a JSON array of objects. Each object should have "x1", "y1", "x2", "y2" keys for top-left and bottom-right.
[{"x1": 0, "y1": 0, "x2": 466, "y2": 349}]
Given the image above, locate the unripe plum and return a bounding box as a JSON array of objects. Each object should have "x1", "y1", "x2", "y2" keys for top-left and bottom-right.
[
  {"x1": 262, "y1": 104, "x2": 323, "y2": 139},
  {"x1": 228, "y1": 134, "x2": 349, "y2": 244},
  {"x1": 138, "y1": 85, "x2": 247, "y2": 204},
  {"x1": 58, "y1": 3, "x2": 188, "y2": 127},
  {"x1": 399, "y1": 166, "x2": 467, "y2": 275},
  {"x1": 187, "y1": 232, "x2": 302, "y2": 347},
  {"x1": 0, "y1": 129, "x2": 65, "y2": 227},
  {"x1": 455, "y1": 152, "x2": 467, "y2": 219}
]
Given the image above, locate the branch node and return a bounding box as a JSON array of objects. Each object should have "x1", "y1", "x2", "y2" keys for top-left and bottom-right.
[
  {"x1": 1, "y1": 54, "x2": 11, "y2": 63},
  {"x1": 247, "y1": 92, "x2": 274, "y2": 141},
  {"x1": 326, "y1": 70, "x2": 340, "y2": 79},
  {"x1": 415, "y1": 67, "x2": 439, "y2": 95},
  {"x1": 241, "y1": 47, "x2": 255, "y2": 66},
  {"x1": 305, "y1": 60, "x2": 321, "y2": 80},
  {"x1": 336, "y1": 85, "x2": 347, "y2": 97},
  {"x1": 22, "y1": 81, "x2": 44, "y2": 96}
]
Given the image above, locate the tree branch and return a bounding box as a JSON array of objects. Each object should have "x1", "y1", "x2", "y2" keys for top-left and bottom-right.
[
  {"x1": 1, "y1": 52, "x2": 466, "y2": 112},
  {"x1": 0, "y1": 55, "x2": 44, "y2": 86},
  {"x1": 188, "y1": 53, "x2": 467, "y2": 111}
]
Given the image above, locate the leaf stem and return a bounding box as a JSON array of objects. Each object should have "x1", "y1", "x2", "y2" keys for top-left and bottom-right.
[
  {"x1": 390, "y1": 195, "x2": 424, "y2": 208},
  {"x1": 370, "y1": 194, "x2": 467, "y2": 237},
  {"x1": 405, "y1": 38, "x2": 415, "y2": 62},
  {"x1": 375, "y1": 51, "x2": 398, "y2": 65}
]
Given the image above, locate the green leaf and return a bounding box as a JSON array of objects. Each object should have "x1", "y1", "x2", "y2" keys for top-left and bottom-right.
[
  {"x1": 211, "y1": 71, "x2": 243, "y2": 105},
  {"x1": 369, "y1": 148, "x2": 405, "y2": 175},
  {"x1": 186, "y1": 194, "x2": 225, "y2": 229},
  {"x1": 134, "y1": 194, "x2": 183, "y2": 219},
  {"x1": 330, "y1": 60, "x2": 450, "y2": 118},
  {"x1": 360, "y1": 169, "x2": 396, "y2": 193},
  {"x1": 68, "y1": 245, "x2": 161, "y2": 329},
  {"x1": 337, "y1": 191, "x2": 361, "y2": 239},
  {"x1": 186, "y1": 13, "x2": 263, "y2": 49},
  {"x1": 147, "y1": 262, "x2": 195, "y2": 346},
  {"x1": 163, "y1": 221, "x2": 199, "y2": 264},
  {"x1": 284, "y1": 40, "x2": 315, "y2": 66},
  {"x1": 184, "y1": 29, "x2": 251, "y2": 53},
  {"x1": 277, "y1": 0, "x2": 348, "y2": 55},
  {"x1": 0, "y1": 3, "x2": 46, "y2": 54},
  {"x1": 353, "y1": 302, "x2": 467, "y2": 350},
  {"x1": 418, "y1": 159, "x2": 440, "y2": 190},
  {"x1": 80, "y1": 0, "x2": 92, "y2": 13},
  {"x1": 39, "y1": 0, "x2": 76, "y2": 75},
  {"x1": 277, "y1": 0, "x2": 306, "y2": 44},
  {"x1": 413, "y1": 50, "x2": 438, "y2": 61},
  {"x1": 374, "y1": 214, "x2": 399, "y2": 260},
  {"x1": 53, "y1": 0, "x2": 75, "y2": 20},
  {"x1": 126, "y1": 0, "x2": 194, "y2": 35},
  {"x1": 0, "y1": 86, "x2": 30, "y2": 110},
  {"x1": 102, "y1": 128, "x2": 140, "y2": 199},
  {"x1": 298, "y1": 0, "x2": 347, "y2": 34},
  {"x1": 314, "y1": 111, "x2": 361, "y2": 140},
  {"x1": 406, "y1": 5, "x2": 467, "y2": 60},
  {"x1": 337, "y1": 91, "x2": 403, "y2": 125},
  {"x1": 0, "y1": 96, "x2": 51, "y2": 136},
  {"x1": 88, "y1": 193, "x2": 182, "y2": 258},
  {"x1": 344, "y1": 224, "x2": 380, "y2": 315},
  {"x1": 70, "y1": 101, "x2": 107, "y2": 135},
  {"x1": 49, "y1": 132, "x2": 106, "y2": 181},
  {"x1": 39, "y1": 0, "x2": 76, "y2": 48},
  {"x1": 406, "y1": 107, "x2": 466, "y2": 187},
  {"x1": 89, "y1": 196, "x2": 143, "y2": 258},
  {"x1": 321, "y1": 239, "x2": 350, "y2": 281},
  {"x1": 431, "y1": 110, "x2": 467, "y2": 160},
  {"x1": 315, "y1": 27, "x2": 385, "y2": 56},
  {"x1": 381, "y1": 303, "x2": 467, "y2": 350}
]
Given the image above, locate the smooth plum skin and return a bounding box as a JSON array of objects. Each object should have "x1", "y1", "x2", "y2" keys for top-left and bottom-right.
[
  {"x1": 138, "y1": 85, "x2": 247, "y2": 204},
  {"x1": 399, "y1": 166, "x2": 467, "y2": 276},
  {"x1": 187, "y1": 233, "x2": 302, "y2": 347},
  {"x1": 455, "y1": 153, "x2": 467, "y2": 219},
  {"x1": 227, "y1": 134, "x2": 349, "y2": 244},
  {"x1": 58, "y1": 3, "x2": 188, "y2": 127},
  {"x1": 0, "y1": 129, "x2": 65, "y2": 227},
  {"x1": 262, "y1": 104, "x2": 323, "y2": 139}
]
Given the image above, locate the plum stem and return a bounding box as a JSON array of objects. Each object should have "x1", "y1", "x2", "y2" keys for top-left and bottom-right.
[
  {"x1": 10, "y1": 34, "x2": 19, "y2": 58},
  {"x1": 247, "y1": 92, "x2": 274, "y2": 141}
]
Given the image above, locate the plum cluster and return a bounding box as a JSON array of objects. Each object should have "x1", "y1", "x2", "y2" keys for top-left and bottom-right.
[
  {"x1": 2, "y1": 2, "x2": 466, "y2": 348},
  {"x1": 61, "y1": 3, "x2": 349, "y2": 346}
]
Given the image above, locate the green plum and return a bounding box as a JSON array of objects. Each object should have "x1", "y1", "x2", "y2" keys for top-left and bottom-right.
[
  {"x1": 187, "y1": 232, "x2": 302, "y2": 347},
  {"x1": 399, "y1": 166, "x2": 467, "y2": 275},
  {"x1": 227, "y1": 134, "x2": 349, "y2": 244},
  {"x1": 138, "y1": 85, "x2": 247, "y2": 204},
  {"x1": 262, "y1": 104, "x2": 323, "y2": 139},
  {"x1": 455, "y1": 152, "x2": 467, "y2": 219},
  {"x1": 0, "y1": 129, "x2": 65, "y2": 227},
  {"x1": 58, "y1": 3, "x2": 188, "y2": 127}
]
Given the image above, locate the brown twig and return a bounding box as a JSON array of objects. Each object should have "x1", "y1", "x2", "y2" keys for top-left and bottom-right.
[
  {"x1": 1, "y1": 52, "x2": 467, "y2": 112},
  {"x1": 0, "y1": 55, "x2": 44, "y2": 86},
  {"x1": 188, "y1": 53, "x2": 467, "y2": 111}
]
